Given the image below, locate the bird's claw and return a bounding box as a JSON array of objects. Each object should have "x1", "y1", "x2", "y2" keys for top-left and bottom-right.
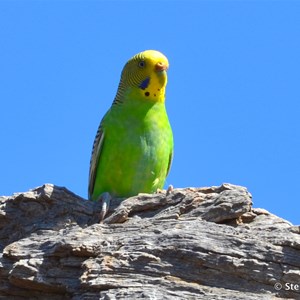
[
  {"x1": 166, "y1": 184, "x2": 174, "y2": 196},
  {"x1": 156, "y1": 184, "x2": 174, "y2": 195}
]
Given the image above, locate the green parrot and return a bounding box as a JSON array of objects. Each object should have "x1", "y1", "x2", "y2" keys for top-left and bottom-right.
[{"x1": 88, "y1": 50, "x2": 173, "y2": 219}]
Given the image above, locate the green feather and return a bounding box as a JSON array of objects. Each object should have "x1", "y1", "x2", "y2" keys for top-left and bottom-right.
[{"x1": 89, "y1": 50, "x2": 173, "y2": 200}]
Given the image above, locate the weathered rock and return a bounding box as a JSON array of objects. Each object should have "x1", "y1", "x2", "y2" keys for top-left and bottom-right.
[{"x1": 0, "y1": 183, "x2": 299, "y2": 299}]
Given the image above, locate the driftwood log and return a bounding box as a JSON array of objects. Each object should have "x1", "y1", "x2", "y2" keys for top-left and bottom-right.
[{"x1": 0, "y1": 184, "x2": 299, "y2": 299}]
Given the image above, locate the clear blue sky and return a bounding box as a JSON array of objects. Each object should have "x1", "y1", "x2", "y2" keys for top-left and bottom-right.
[{"x1": 1, "y1": 1, "x2": 299, "y2": 224}]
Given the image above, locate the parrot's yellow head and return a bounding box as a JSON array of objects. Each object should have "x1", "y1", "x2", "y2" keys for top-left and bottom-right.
[{"x1": 118, "y1": 50, "x2": 169, "y2": 103}]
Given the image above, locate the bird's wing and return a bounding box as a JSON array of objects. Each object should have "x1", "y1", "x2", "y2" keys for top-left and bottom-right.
[
  {"x1": 166, "y1": 147, "x2": 173, "y2": 178},
  {"x1": 88, "y1": 124, "x2": 105, "y2": 200}
]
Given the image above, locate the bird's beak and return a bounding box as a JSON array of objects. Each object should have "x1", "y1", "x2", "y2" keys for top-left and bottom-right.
[{"x1": 155, "y1": 62, "x2": 168, "y2": 72}]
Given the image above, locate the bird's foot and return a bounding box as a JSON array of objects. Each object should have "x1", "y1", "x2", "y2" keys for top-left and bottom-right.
[
  {"x1": 97, "y1": 192, "x2": 112, "y2": 223},
  {"x1": 166, "y1": 184, "x2": 174, "y2": 196},
  {"x1": 156, "y1": 185, "x2": 174, "y2": 196}
]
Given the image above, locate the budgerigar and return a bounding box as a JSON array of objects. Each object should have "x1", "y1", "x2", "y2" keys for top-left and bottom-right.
[{"x1": 88, "y1": 50, "x2": 173, "y2": 219}]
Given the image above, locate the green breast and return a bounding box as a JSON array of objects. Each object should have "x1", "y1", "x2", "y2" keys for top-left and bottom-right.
[{"x1": 92, "y1": 97, "x2": 173, "y2": 199}]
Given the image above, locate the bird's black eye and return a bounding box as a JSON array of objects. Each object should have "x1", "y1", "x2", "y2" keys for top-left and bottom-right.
[{"x1": 138, "y1": 60, "x2": 145, "y2": 68}]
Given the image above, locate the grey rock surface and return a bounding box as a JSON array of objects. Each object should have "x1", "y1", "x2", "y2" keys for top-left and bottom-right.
[{"x1": 0, "y1": 184, "x2": 299, "y2": 299}]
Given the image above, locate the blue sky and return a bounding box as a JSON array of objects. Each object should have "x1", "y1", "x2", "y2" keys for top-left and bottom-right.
[{"x1": 1, "y1": 1, "x2": 299, "y2": 224}]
